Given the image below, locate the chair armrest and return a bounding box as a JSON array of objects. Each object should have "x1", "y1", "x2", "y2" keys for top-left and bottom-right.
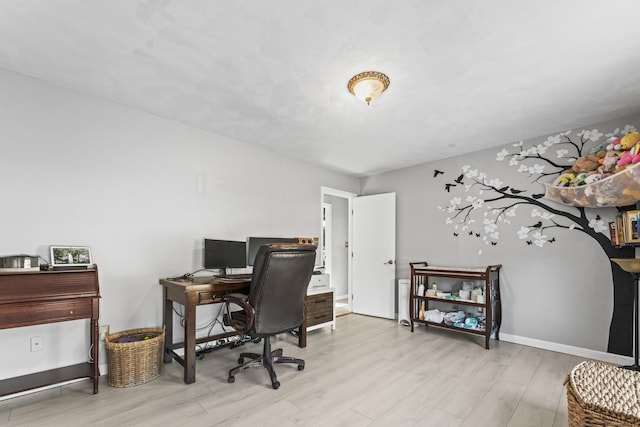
[
  {"x1": 224, "y1": 293, "x2": 249, "y2": 303},
  {"x1": 222, "y1": 293, "x2": 254, "y2": 335}
]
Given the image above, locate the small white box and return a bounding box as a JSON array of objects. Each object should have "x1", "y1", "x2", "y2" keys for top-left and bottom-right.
[{"x1": 308, "y1": 273, "x2": 330, "y2": 290}]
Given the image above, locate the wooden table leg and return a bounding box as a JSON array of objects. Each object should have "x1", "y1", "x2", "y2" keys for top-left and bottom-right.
[
  {"x1": 298, "y1": 319, "x2": 307, "y2": 348},
  {"x1": 163, "y1": 287, "x2": 173, "y2": 364},
  {"x1": 91, "y1": 308, "x2": 99, "y2": 394},
  {"x1": 183, "y1": 295, "x2": 197, "y2": 384}
]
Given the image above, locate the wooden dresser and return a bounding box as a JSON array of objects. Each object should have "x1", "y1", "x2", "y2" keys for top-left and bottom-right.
[
  {"x1": 306, "y1": 288, "x2": 335, "y2": 331},
  {"x1": 0, "y1": 267, "x2": 100, "y2": 397},
  {"x1": 297, "y1": 287, "x2": 335, "y2": 348}
]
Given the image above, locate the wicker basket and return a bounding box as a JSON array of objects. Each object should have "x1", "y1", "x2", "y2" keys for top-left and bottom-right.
[
  {"x1": 106, "y1": 327, "x2": 165, "y2": 388},
  {"x1": 565, "y1": 360, "x2": 640, "y2": 427}
]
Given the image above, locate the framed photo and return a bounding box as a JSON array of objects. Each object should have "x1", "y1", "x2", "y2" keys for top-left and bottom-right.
[{"x1": 50, "y1": 246, "x2": 93, "y2": 268}]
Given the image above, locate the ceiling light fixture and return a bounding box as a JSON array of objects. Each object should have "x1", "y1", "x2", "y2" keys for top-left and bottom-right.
[{"x1": 347, "y1": 71, "x2": 390, "y2": 105}]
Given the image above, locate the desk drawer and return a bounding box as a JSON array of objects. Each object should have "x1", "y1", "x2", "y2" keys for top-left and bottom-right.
[
  {"x1": 198, "y1": 290, "x2": 243, "y2": 304},
  {"x1": 0, "y1": 299, "x2": 95, "y2": 329},
  {"x1": 0, "y1": 270, "x2": 99, "y2": 303},
  {"x1": 307, "y1": 311, "x2": 333, "y2": 327},
  {"x1": 198, "y1": 292, "x2": 218, "y2": 304},
  {"x1": 306, "y1": 292, "x2": 333, "y2": 327}
]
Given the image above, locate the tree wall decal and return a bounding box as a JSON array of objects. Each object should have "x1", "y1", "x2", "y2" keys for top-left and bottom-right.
[{"x1": 438, "y1": 125, "x2": 637, "y2": 355}]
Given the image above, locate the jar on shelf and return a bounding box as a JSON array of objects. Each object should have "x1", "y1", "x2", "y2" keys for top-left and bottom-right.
[{"x1": 462, "y1": 281, "x2": 474, "y2": 292}]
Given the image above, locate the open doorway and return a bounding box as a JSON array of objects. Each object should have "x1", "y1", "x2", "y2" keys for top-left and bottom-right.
[{"x1": 320, "y1": 187, "x2": 355, "y2": 316}]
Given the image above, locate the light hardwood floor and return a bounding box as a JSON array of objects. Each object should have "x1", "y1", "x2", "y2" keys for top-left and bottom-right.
[{"x1": 0, "y1": 314, "x2": 583, "y2": 426}]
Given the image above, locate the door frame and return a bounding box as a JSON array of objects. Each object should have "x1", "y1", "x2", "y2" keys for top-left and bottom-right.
[
  {"x1": 322, "y1": 202, "x2": 332, "y2": 276},
  {"x1": 320, "y1": 186, "x2": 356, "y2": 312}
]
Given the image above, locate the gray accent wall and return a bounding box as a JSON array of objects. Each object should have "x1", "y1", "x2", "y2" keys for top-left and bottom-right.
[{"x1": 361, "y1": 114, "x2": 640, "y2": 356}]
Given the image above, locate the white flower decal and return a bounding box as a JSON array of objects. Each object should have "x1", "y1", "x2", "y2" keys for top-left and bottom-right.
[
  {"x1": 496, "y1": 149, "x2": 509, "y2": 161},
  {"x1": 517, "y1": 226, "x2": 530, "y2": 239},
  {"x1": 589, "y1": 218, "x2": 608, "y2": 233}
]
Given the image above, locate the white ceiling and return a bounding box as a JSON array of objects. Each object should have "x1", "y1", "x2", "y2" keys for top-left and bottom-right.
[{"x1": 2, "y1": 1, "x2": 640, "y2": 177}]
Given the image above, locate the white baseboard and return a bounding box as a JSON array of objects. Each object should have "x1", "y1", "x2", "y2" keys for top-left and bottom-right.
[
  {"x1": 0, "y1": 378, "x2": 88, "y2": 402},
  {"x1": 500, "y1": 333, "x2": 634, "y2": 365}
]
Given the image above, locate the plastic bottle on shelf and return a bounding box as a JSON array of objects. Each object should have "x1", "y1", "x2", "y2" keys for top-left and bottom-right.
[
  {"x1": 431, "y1": 281, "x2": 437, "y2": 291},
  {"x1": 477, "y1": 293, "x2": 486, "y2": 304},
  {"x1": 419, "y1": 302, "x2": 425, "y2": 320},
  {"x1": 417, "y1": 283, "x2": 425, "y2": 297}
]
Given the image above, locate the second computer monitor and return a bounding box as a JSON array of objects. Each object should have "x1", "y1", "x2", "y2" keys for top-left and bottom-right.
[{"x1": 246, "y1": 237, "x2": 299, "y2": 266}]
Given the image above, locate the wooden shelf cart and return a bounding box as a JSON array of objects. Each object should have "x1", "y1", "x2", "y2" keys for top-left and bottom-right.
[{"x1": 410, "y1": 262, "x2": 501, "y2": 349}]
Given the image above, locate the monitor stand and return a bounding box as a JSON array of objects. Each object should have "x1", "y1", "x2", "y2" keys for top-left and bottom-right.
[{"x1": 218, "y1": 268, "x2": 227, "y2": 278}]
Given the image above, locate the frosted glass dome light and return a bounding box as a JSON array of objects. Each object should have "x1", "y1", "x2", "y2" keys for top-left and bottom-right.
[{"x1": 347, "y1": 71, "x2": 390, "y2": 105}]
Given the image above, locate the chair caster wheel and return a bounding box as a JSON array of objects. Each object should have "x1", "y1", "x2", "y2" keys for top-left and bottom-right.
[
  {"x1": 298, "y1": 364, "x2": 305, "y2": 371},
  {"x1": 228, "y1": 376, "x2": 235, "y2": 383},
  {"x1": 237, "y1": 357, "x2": 244, "y2": 364},
  {"x1": 271, "y1": 381, "x2": 280, "y2": 389}
]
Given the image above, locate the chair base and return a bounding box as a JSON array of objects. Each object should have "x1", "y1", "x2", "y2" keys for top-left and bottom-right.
[{"x1": 228, "y1": 336, "x2": 304, "y2": 389}]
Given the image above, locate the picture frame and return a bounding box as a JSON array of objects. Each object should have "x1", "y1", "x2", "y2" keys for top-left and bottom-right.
[{"x1": 50, "y1": 246, "x2": 93, "y2": 268}]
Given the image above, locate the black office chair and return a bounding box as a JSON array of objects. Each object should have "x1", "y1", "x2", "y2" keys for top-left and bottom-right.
[{"x1": 223, "y1": 244, "x2": 316, "y2": 389}]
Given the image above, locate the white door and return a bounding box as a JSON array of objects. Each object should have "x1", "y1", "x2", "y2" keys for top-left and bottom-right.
[{"x1": 352, "y1": 192, "x2": 396, "y2": 319}]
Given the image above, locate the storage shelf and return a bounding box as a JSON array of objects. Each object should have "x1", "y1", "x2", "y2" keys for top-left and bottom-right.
[
  {"x1": 412, "y1": 318, "x2": 486, "y2": 335},
  {"x1": 416, "y1": 295, "x2": 484, "y2": 307},
  {"x1": 409, "y1": 262, "x2": 501, "y2": 349},
  {"x1": 544, "y1": 162, "x2": 640, "y2": 208},
  {"x1": 0, "y1": 363, "x2": 94, "y2": 397}
]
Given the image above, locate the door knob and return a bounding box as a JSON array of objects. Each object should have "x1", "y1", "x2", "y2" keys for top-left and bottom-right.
[{"x1": 385, "y1": 260, "x2": 394, "y2": 265}]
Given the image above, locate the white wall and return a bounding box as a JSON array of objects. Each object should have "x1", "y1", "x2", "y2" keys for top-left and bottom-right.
[
  {"x1": 361, "y1": 114, "x2": 640, "y2": 361},
  {"x1": 0, "y1": 69, "x2": 359, "y2": 379}
]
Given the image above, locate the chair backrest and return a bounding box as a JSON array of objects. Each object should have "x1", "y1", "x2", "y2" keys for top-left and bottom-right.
[{"x1": 250, "y1": 244, "x2": 317, "y2": 336}]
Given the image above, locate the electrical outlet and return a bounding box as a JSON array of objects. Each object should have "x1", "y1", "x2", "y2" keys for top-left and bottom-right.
[
  {"x1": 99, "y1": 325, "x2": 109, "y2": 341},
  {"x1": 30, "y1": 336, "x2": 43, "y2": 352}
]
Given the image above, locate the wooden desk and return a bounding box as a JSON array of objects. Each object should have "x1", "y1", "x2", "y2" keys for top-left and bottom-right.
[
  {"x1": 160, "y1": 276, "x2": 309, "y2": 384},
  {"x1": 159, "y1": 277, "x2": 252, "y2": 384},
  {"x1": 0, "y1": 267, "x2": 100, "y2": 397}
]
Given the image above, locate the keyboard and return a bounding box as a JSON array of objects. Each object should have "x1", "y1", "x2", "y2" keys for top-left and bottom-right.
[
  {"x1": 216, "y1": 274, "x2": 252, "y2": 283},
  {"x1": 225, "y1": 274, "x2": 253, "y2": 279}
]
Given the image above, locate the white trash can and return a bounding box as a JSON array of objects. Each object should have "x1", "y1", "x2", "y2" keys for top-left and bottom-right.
[{"x1": 398, "y1": 279, "x2": 410, "y2": 326}]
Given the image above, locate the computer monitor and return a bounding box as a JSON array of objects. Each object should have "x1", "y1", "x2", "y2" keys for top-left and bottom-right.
[
  {"x1": 203, "y1": 239, "x2": 247, "y2": 277},
  {"x1": 246, "y1": 237, "x2": 299, "y2": 266}
]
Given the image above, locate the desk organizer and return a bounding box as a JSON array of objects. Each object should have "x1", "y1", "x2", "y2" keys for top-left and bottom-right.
[
  {"x1": 565, "y1": 360, "x2": 640, "y2": 427},
  {"x1": 106, "y1": 327, "x2": 165, "y2": 387}
]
